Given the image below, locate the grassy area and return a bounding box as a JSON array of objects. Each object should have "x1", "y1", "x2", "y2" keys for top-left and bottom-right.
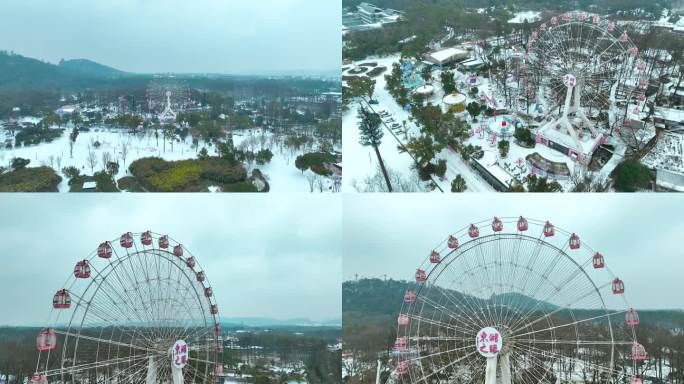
[
  {"x1": 0, "y1": 166, "x2": 62, "y2": 192},
  {"x1": 128, "y1": 156, "x2": 252, "y2": 192}
]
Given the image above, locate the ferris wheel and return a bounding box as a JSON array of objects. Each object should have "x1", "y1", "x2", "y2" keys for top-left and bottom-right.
[
  {"x1": 32, "y1": 231, "x2": 223, "y2": 384},
  {"x1": 391, "y1": 217, "x2": 645, "y2": 384},
  {"x1": 523, "y1": 11, "x2": 647, "y2": 148},
  {"x1": 146, "y1": 76, "x2": 192, "y2": 113}
]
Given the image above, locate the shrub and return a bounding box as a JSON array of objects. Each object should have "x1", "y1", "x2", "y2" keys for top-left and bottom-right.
[
  {"x1": 255, "y1": 149, "x2": 274, "y2": 165},
  {"x1": 613, "y1": 159, "x2": 653, "y2": 192},
  {"x1": 498, "y1": 140, "x2": 510, "y2": 158},
  {"x1": 0, "y1": 166, "x2": 62, "y2": 192},
  {"x1": 435, "y1": 159, "x2": 447, "y2": 178},
  {"x1": 295, "y1": 152, "x2": 336, "y2": 173}
]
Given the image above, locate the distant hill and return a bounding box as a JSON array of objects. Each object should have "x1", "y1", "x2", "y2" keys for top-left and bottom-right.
[
  {"x1": 221, "y1": 317, "x2": 341, "y2": 328},
  {"x1": 344, "y1": 278, "x2": 684, "y2": 331},
  {"x1": 58, "y1": 58, "x2": 125, "y2": 78},
  {"x1": 0, "y1": 50, "x2": 130, "y2": 90}
]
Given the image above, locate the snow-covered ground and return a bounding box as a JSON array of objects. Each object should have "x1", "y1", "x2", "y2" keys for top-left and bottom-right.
[
  {"x1": 0, "y1": 124, "x2": 338, "y2": 192},
  {"x1": 508, "y1": 11, "x2": 541, "y2": 24}
]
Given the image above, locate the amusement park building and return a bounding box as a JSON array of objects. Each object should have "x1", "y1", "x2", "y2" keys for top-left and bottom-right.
[
  {"x1": 424, "y1": 47, "x2": 470, "y2": 67},
  {"x1": 653, "y1": 107, "x2": 684, "y2": 132}
]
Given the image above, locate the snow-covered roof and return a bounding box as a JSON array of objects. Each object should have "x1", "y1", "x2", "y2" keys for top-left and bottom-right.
[
  {"x1": 473, "y1": 150, "x2": 514, "y2": 186},
  {"x1": 82, "y1": 181, "x2": 97, "y2": 189},
  {"x1": 414, "y1": 84, "x2": 435, "y2": 94},
  {"x1": 508, "y1": 11, "x2": 541, "y2": 24},
  {"x1": 443, "y1": 93, "x2": 467, "y2": 105},
  {"x1": 654, "y1": 107, "x2": 684, "y2": 123},
  {"x1": 426, "y1": 47, "x2": 469, "y2": 64},
  {"x1": 461, "y1": 59, "x2": 484, "y2": 68}
]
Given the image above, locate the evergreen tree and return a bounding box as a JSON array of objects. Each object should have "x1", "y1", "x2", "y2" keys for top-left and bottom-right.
[{"x1": 358, "y1": 106, "x2": 392, "y2": 192}]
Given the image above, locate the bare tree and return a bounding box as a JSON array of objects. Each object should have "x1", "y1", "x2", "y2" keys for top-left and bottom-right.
[
  {"x1": 86, "y1": 146, "x2": 97, "y2": 174},
  {"x1": 101, "y1": 152, "x2": 112, "y2": 171},
  {"x1": 305, "y1": 172, "x2": 316, "y2": 192},
  {"x1": 120, "y1": 139, "x2": 130, "y2": 168}
]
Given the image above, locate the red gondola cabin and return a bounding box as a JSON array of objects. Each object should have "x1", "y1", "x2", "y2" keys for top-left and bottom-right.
[
  {"x1": 120, "y1": 232, "x2": 133, "y2": 248},
  {"x1": 491, "y1": 217, "x2": 503, "y2": 232},
  {"x1": 30, "y1": 374, "x2": 47, "y2": 384},
  {"x1": 625, "y1": 308, "x2": 640, "y2": 326},
  {"x1": 517, "y1": 216, "x2": 528, "y2": 231},
  {"x1": 397, "y1": 314, "x2": 409, "y2": 325},
  {"x1": 73, "y1": 260, "x2": 91, "y2": 279},
  {"x1": 631, "y1": 342, "x2": 646, "y2": 360},
  {"x1": 543, "y1": 221, "x2": 555, "y2": 237},
  {"x1": 196, "y1": 271, "x2": 206, "y2": 282},
  {"x1": 210, "y1": 304, "x2": 218, "y2": 315},
  {"x1": 468, "y1": 224, "x2": 480, "y2": 238},
  {"x1": 173, "y1": 245, "x2": 184, "y2": 257},
  {"x1": 593, "y1": 253, "x2": 605, "y2": 269},
  {"x1": 159, "y1": 235, "x2": 169, "y2": 249},
  {"x1": 36, "y1": 328, "x2": 56, "y2": 351},
  {"x1": 430, "y1": 251, "x2": 441, "y2": 264},
  {"x1": 204, "y1": 287, "x2": 213, "y2": 297},
  {"x1": 569, "y1": 233, "x2": 581, "y2": 249},
  {"x1": 612, "y1": 278, "x2": 625, "y2": 294},
  {"x1": 447, "y1": 235, "x2": 459, "y2": 249},
  {"x1": 97, "y1": 241, "x2": 112, "y2": 259},
  {"x1": 397, "y1": 360, "x2": 409, "y2": 374},
  {"x1": 404, "y1": 290, "x2": 416, "y2": 303},
  {"x1": 186, "y1": 257, "x2": 196, "y2": 269},
  {"x1": 393, "y1": 337, "x2": 407, "y2": 350},
  {"x1": 140, "y1": 231, "x2": 153, "y2": 246},
  {"x1": 415, "y1": 269, "x2": 427, "y2": 282},
  {"x1": 53, "y1": 289, "x2": 71, "y2": 309}
]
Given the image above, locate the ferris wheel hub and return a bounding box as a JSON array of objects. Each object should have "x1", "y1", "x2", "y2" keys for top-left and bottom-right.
[
  {"x1": 476, "y1": 327, "x2": 503, "y2": 358},
  {"x1": 563, "y1": 73, "x2": 577, "y2": 88},
  {"x1": 171, "y1": 339, "x2": 189, "y2": 369}
]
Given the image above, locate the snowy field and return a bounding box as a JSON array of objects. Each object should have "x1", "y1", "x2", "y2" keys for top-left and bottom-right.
[{"x1": 0, "y1": 124, "x2": 338, "y2": 193}]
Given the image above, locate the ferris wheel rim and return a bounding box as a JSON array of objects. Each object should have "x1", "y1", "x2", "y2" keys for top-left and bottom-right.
[
  {"x1": 36, "y1": 231, "x2": 221, "y2": 383},
  {"x1": 393, "y1": 217, "x2": 641, "y2": 383}
]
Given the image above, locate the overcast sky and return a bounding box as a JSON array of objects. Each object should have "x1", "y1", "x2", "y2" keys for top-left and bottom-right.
[
  {"x1": 0, "y1": 0, "x2": 340, "y2": 74},
  {"x1": 343, "y1": 194, "x2": 684, "y2": 310},
  {"x1": 0, "y1": 195, "x2": 341, "y2": 326}
]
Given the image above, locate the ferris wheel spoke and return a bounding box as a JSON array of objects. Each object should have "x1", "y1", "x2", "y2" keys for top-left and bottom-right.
[
  {"x1": 409, "y1": 335, "x2": 473, "y2": 343},
  {"x1": 513, "y1": 339, "x2": 630, "y2": 346},
  {"x1": 104, "y1": 251, "x2": 159, "y2": 329},
  {"x1": 406, "y1": 313, "x2": 461, "y2": 333},
  {"x1": 54, "y1": 329, "x2": 159, "y2": 354},
  {"x1": 109, "y1": 356, "x2": 153, "y2": 383},
  {"x1": 421, "y1": 287, "x2": 484, "y2": 333},
  {"x1": 42, "y1": 354, "x2": 149, "y2": 376},
  {"x1": 510, "y1": 280, "x2": 611, "y2": 335},
  {"x1": 89, "y1": 262, "x2": 151, "y2": 325},
  {"x1": 511, "y1": 309, "x2": 628, "y2": 339},
  {"x1": 516, "y1": 341, "x2": 625, "y2": 376},
  {"x1": 509, "y1": 343, "x2": 557, "y2": 382},
  {"x1": 412, "y1": 349, "x2": 480, "y2": 383}
]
